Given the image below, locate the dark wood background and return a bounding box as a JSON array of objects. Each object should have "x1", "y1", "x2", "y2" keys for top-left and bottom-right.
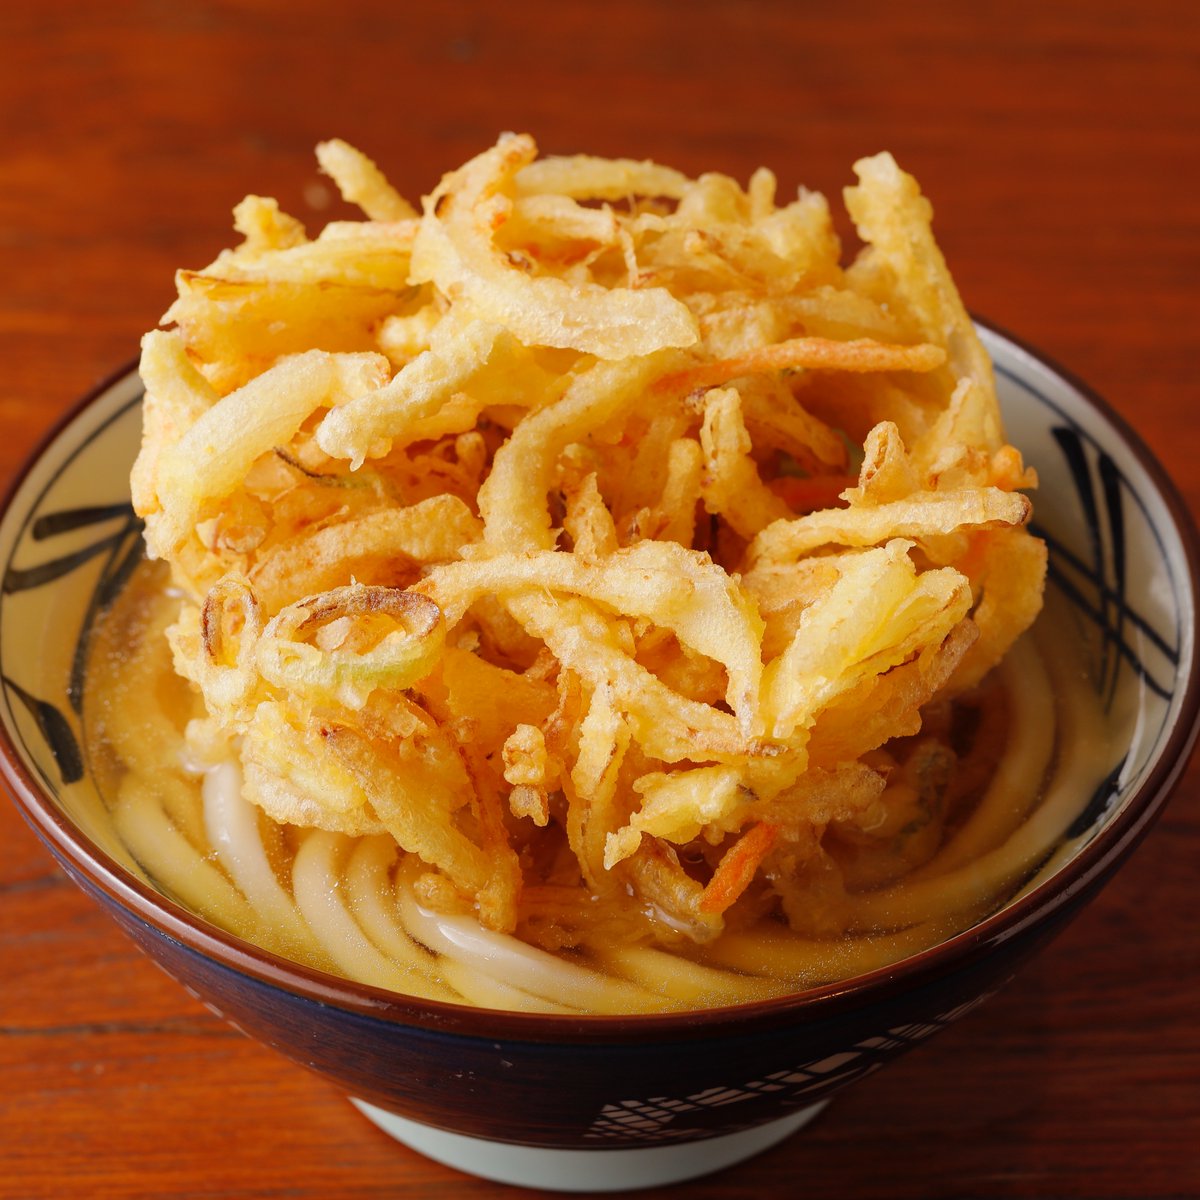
[{"x1": 2, "y1": 2, "x2": 1198, "y2": 1196}]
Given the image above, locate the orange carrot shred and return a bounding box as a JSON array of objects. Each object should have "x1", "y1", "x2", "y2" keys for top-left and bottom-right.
[
  {"x1": 698, "y1": 822, "x2": 780, "y2": 915},
  {"x1": 766, "y1": 474, "x2": 855, "y2": 513}
]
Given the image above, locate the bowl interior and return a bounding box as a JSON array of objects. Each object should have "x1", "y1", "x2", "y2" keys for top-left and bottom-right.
[
  {"x1": 980, "y1": 326, "x2": 1195, "y2": 893},
  {"x1": 1, "y1": 328, "x2": 1195, "y2": 1007}
]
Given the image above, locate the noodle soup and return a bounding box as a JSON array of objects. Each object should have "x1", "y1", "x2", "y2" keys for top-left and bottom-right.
[{"x1": 74, "y1": 138, "x2": 1131, "y2": 1015}]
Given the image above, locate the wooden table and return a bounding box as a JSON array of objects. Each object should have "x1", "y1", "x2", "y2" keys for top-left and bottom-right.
[{"x1": 2, "y1": 2, "x2": 1198, "y2": 1196}]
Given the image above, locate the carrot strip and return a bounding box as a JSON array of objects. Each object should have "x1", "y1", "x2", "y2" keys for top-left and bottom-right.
[
  {"x1": 699, "y1": 822, "x2": 780, "y2": 915},
  {"x1": 654, "y1": 337, "x2": 945, "y2": 395},
  {"x1": 767, "y1": 473, "x2": 855, "y2": 513}
]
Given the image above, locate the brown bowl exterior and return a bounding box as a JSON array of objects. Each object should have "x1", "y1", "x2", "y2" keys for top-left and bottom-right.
[{"x1": 37, "y1": 836, "x2": 1100, "y2": 1148}]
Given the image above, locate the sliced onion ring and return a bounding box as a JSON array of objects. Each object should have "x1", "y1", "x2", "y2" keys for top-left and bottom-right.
[{"x1": 256, "y1": 584, "x2": 445, "y2": 707}]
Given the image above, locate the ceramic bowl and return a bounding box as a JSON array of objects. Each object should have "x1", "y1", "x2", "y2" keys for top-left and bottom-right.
[{"x1": 2, "y1": 324, "x2": 1198, "y2": 1193}]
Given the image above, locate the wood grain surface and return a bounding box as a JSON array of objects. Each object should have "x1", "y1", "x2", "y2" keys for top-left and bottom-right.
[{"x1": 2, "y1": 2, "x2": 1198, "y2": 1196}]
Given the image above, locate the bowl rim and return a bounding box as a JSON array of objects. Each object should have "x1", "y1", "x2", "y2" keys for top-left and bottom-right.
[{"x1": 3, "y1": 321, "x2": 1199, "y2": 1043}]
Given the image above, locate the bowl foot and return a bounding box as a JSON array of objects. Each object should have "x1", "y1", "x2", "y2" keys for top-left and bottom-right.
[{"x1": 350, "y1": 1097, "x2": 828, "y2": 1191}]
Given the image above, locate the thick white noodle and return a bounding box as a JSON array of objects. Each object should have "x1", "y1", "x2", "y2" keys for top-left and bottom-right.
[
  {"x1": 154, "y1": 774, "x2": 210, "y2": 854},
  {"x1": 113, "y1": 774, "x2": 256, "y2": 933},
  {"x1": 292, "y1": 830, "x2": 452, "y2": 1000},
  {"x1": 437, "y1": 958, "x2": 577, "y2": 1014},
  {"x1": 202, "y1": 761, "x2": 316, "y2": 956},
  {"x1": 699, "y1": 918, "x2": 956, "y2": 983},
  {"x1": 342, "y1": 837, "x2": 461, "y2": 1002},
  {"x1": 396, "y1": 885, "x2": 676, "y2": 1014},
  {"x1": 596, "y1": 944, "x2": 788, "y2": 1004}
]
